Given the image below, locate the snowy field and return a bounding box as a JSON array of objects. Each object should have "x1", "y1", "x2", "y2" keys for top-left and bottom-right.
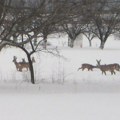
[{"x1": 0, "y1": 34, "x2": 120, "y2": 120}]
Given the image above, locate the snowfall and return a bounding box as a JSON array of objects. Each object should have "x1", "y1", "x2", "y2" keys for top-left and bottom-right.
[{"x1": 0, "y1": 34, "x2": 120, "y2": 120}]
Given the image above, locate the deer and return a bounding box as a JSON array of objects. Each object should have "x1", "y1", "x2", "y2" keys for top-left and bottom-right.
[
  {"x1": 19, "y1": 57, "x2": 35, "y2": 71},
  {"x1": 13, "y1": 56, "x2": 22, "y2": 71},
  {"x1": 13, "y1": 56, "x2": 35, "y2": 72},
  {"x1": 96, "y1": 59, "x2": 117, "y2": 75},
  {"x1": 78, "y1": 63, "x2": 96, "y2": 71}
]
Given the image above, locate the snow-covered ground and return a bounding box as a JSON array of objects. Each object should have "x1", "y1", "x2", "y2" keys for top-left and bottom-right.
[
  {"x1": 0, "y1": 34, "x2": 120, "y2": 120},
  {"x1": 1, "y1": 93, "x2": 120, "y2": 120}
]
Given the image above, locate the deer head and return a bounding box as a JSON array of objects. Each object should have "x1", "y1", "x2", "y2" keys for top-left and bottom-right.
[
  {"x1": 13, "y1": 56, "x2": 17, "y2": 62},
  {"x1": 22, "y1": 58, "x2": 26, "y2": 63}
]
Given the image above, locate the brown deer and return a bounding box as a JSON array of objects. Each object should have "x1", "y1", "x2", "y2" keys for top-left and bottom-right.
[
  {"x1": 13, "y1": 56, "x2": 22, "y2": 71},
  {"x1": 96, "y1": 59, "x2": 116, "y2": 75},
  {"x1": 78, "y1": 63, "x2": 96, "y2": 71},
  {"x1": 13, "y1": 56, "x2": 35, "y2": 72},
  {"x1": 19, "y1": 57, "x2": 35, "y2": 71}
]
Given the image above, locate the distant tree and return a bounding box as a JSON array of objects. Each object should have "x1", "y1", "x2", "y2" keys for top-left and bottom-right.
[
  {"x1": 62, "y1": 22, "x2": 85, "y2": 48},
  {"x1": 84, "y1": 0, "x2": 120, "y2": 49},
  {"x1": 83, "y1": 24, "x2": 96, "y2": 47},
  {"x1": 61, "y1": 1, "x2": 87, "y2": 48},
  {"x1": 83, "y1": 32, "x2": 96, "y2": 47}
]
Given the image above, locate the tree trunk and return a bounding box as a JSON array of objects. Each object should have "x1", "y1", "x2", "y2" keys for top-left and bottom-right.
[
  {"x1": 100, "y1": 41, "x2": 105, "y2": 49},
  {"x1": 34, "y1": 36, "x2": 37, "y2": 46},
  {"x1": 68, "y1": 37, "x2": 74, "y2": 48},
  {"x1": 44, "y1": 39, "x2": 47, "y2": 49},
  {"x1": 89, "y1": 40, "x2": 92, "y2": 47},
  {"x1": 27, "y1": 54, "x2": 35, "y2": 84},
  {"x1": 43, "y1": 35, "x2": 47, "y2": 49}
]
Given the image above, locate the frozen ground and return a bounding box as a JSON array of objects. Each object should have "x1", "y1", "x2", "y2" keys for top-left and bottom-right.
[{"x1": 0, "y1": 34, "x2": 120, "y2": 120}]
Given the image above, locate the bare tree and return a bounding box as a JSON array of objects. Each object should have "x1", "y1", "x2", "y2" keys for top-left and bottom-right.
[
  {"x1": 62, "y1": 21, "x2": 86, "y2": 48},
  {"x1": 84, "y1": 0, "x2": 120, "y2": 49},
  {"x1": 60, "y1": 1, "x2": 87, "y2": 48},
  {"x1": 0, "y1": 0, "x2": 73, "y2": 84},
  {"x1": 82, "y1": 24, "x2": 96, "y2": 47}
]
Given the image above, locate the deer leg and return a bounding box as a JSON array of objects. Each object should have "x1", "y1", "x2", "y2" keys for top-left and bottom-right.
[
  {"x1": 111, "y1": 71, "x2": 113, "y2": 75},
  {"x1": 19, "y1": 67, "x2": 22, "y2": 72},
  {"x1": 16, "y1": 67, "x2": 19, "y2": 71},
  {"x1": 19, "y1": 69, "x2": 22, "y2": 72},
  {"x1": 88, "y1": 68, "x2": 92, "y2": 71},
  {"x1": 102, "y1": 71, "x2": 106, "y2": 75},
  {"x1": 26, "y1": 67, "x2": 29, "y2": 71},
  {"x1": 111, "y1": 70, "x2": 115, "y2": 75},
  {"x1": 105, "y1": 72, "x2": 106, "y2": 75}
]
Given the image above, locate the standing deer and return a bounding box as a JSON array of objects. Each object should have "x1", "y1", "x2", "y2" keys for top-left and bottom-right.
[
  {"x1": 96, "y1": 59, "x2": 116, "y2": 75},
  {"x1": 78, "y1": 63, "x2": 96, "y2": 71},
  {"x1": 13, "y1": 56, "x2": 35, "y2": 72},
  {"x1": 13, "y1": 56, "x2": 22, "y2": 71},
  {"x1": 19, "y1": 57, "x2": 35, "y2": 71}
]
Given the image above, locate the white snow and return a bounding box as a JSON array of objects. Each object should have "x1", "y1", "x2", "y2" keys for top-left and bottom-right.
[{"x1": 0, "y1": 34, "x2": 120, "y2": 120}]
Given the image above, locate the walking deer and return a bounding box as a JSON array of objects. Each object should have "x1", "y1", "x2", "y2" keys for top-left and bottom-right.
[
  {"x1": 96, "y1": 59, "x2": 118, "y2": 75},
  {"x1": 13, "y1": 56, "x2": 35, "y2": 72},
  {"x1": 78, "y1": 63, "x2": 96, "y2": 71}
]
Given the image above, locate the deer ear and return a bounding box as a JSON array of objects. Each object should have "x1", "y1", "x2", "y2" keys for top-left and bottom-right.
[
  {"x1": 96, "y1": 59, "x2": 99, "y2": 62},
  {"x1": 96, "y1": 59, "x2": 101, "y2": 62}
]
